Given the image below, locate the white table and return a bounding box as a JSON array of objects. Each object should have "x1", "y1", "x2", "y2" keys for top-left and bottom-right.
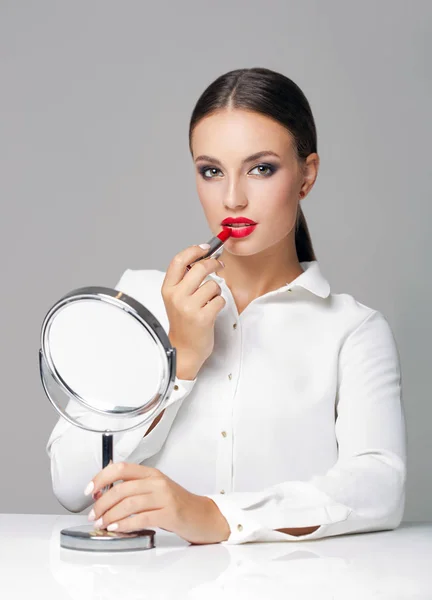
[{"x1": 1, "y1": 514, "x2": 431, "y2": 599}]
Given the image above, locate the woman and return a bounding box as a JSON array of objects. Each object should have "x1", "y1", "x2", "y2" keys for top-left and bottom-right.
[{"x1": 46, "y1": 67, "x2": 407, "y2": 545}]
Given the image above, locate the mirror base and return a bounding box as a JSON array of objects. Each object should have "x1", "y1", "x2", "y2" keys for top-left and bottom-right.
[{"x1": 60, "y1": 524, "x2": 156, "y2": 552}]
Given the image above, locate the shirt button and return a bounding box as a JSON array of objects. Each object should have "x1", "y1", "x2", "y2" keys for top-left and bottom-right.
[
  {"x1": 237, "y1": 524, "x2": 243, "y2": 532},
  {"x1": 228, "y1": 373, "x2": 232, "y2": 380},
  {"x1": 233, "y1": 323, "x2": 237, "y2": 329},
  {"x1": 220, "y1": 490, "x2": 225, "y2": 494},
  {"x1": 221, "y1": 431, "x2": 227, "y2": 437},
  {"x1": 174, "y1": 385, "x2": 179, "y2": 390},
  {"x1": 288, "y1": 288, "x2": 292, "y2": 292}
]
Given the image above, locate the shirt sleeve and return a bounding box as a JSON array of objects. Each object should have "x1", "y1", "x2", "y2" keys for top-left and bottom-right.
[
  {"x1": 204, "y1": 309, "x2": 407, "y2": 544},
  {"x1": 45, "y1": 268, "x2": 197, "y2": 513}
]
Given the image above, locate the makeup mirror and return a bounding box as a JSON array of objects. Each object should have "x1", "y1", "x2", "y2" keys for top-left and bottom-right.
[{"x1": 39, "y1": 285, "x2": 177, "y2": 552}]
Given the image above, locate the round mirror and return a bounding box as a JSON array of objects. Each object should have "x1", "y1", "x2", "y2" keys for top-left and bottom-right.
[
  {"x1": 47, "y1": 299, "x2": 164, "y2": 412},
  {"x1": 39, "y1": 285, "x2": 177, "y2": 552},
  {"x1": 39, "y1": 286, "x2": 177, "y2": 434}
]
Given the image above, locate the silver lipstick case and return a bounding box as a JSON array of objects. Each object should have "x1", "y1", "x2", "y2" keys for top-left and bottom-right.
[{"x1": 186, "y1": 236, "x2": 224, "y2": 272}]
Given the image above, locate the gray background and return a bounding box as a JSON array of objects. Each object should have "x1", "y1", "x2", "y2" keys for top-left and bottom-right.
[{"x1": 0, "y1": 1, "x2": 430, "y2": 518}]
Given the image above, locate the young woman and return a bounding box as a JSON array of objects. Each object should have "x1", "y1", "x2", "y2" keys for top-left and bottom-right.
[{"x1": 46, "y1": 67, "x2": 406, "y2": 545}]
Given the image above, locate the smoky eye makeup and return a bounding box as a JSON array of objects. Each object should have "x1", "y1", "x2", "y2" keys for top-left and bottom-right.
[
  {"x1": 198, "y1": 166, "x2": 221, "y2": 179},
  {"x1": 198, "y1": 162, "x2": 279, "y2": 179}
]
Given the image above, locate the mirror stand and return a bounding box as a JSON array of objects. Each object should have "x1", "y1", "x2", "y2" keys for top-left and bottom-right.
[
  {"x1": 59, "y1": 429, "x2": 156, "y2": 552},
  {"x1": 101, "y1": 430, "x2": 113, "y2": 494},
  {"x1": 103, "y1": 430, "x2": 113, "y2": 468}
]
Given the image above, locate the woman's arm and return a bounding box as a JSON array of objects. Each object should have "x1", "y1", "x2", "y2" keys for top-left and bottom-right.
[
  {"x1": 45, "y1": 268, "x2": 198, "y2": 513},
  {"x1": 205, "y1": 309, "x2": 407, "y2": 544},
  {"x1": 46, "y1": 376, "x2": 196, "y2": 513}
]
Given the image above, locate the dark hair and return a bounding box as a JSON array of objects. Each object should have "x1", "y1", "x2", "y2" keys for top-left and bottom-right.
[{"x1": 188, "y1": 67, "x2": 317, "y2": 262}]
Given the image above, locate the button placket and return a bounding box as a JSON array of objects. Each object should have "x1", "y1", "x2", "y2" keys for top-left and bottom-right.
[
  {"x1": 215, "y1": 308, "x2": 239, "y2": 497},
  {"x1": 217, "y1": 422, "x2": 232, "y2": 495}
]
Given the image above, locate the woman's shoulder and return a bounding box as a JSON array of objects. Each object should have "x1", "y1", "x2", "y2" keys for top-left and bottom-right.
[
  {"x1": 328, "y1": 289, "x2": 397, "y2": 353},
  {"x1": 114, "y1": 268, "x2": 166, "y2": 293},
  {"x1": 113, "y1": 268, "x2": 168, "y2": 329},
  {"x1": 330, "y1": 288, "x2": 378, "y2": 322}
]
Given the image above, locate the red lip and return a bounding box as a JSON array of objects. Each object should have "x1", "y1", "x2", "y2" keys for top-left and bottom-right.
[
  {"x1": 221, "y1": 217, "x2": 257, "y2": 225},
  {"x1": 221, "y1": 223, "x2": 257, "y2": 238}
]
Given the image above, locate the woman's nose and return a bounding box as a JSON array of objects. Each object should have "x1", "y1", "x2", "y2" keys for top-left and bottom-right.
[{"x1": 223, "y1": 184, "x2": 248, "y2": 210}]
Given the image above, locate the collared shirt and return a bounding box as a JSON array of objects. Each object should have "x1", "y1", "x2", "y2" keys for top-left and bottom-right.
[{"x1": 46, "y1": 260, "x2": 407, "y2": 544}]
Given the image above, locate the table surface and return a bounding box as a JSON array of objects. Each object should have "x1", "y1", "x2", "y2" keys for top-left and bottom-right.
[{"x1": 1, "y1": 514, "x2": 431, "y2": 599}]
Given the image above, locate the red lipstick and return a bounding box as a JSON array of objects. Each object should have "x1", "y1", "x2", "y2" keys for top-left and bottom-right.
[{"x1": 186, "y1": 229, "x2": 232, "y2": 271}]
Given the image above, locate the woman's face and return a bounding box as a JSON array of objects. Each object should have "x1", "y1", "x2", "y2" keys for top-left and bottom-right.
[{"x1": 190, "y1": 108, "x2": 316, "y2": 258}]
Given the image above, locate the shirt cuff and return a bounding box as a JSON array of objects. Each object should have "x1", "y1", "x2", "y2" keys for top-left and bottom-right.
[
  {"x1": 163, "y1": 376, "x2": 197, "y2": 409},
  {"x1": 205, "y1": 493, "x2": 265, "y2": 544},
  {"x1": 204, "y1": 484, "x2": 352, "y2": 544}
]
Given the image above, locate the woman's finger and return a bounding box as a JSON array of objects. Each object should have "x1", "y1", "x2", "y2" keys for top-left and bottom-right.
[
  {"x1": 84, "y1": 462, "x2": 156, "y2": 497},
  {"x1": 162, "y1": 244, "x2": 211, "y2": 289},
  {"x1": 104, "y1": 509, "x2": 165, "y2": 533},
  {"x1": 92, "y1": 490, "x2": 103, "y2": 501},
  {"x1": 90, "y1": 479, "x2": 152, "y2": 523},
  {"x1": 97, "y1": 495, "x2": 164, "y2": 531}
]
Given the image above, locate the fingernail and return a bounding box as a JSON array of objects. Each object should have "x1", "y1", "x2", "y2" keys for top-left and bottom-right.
[
  {"x1": 88, "y1": 509, "x2": 95, "y2": 522},
  {"x1": 84, "y1": 481, "x2": 94, "y2": 496},
  {"x1": 199, "y1": 243, "x2": 210, "y2": 249},
  {"x1": 218, "y1": 260, "x2": 225, "y2": 267},
  {"x1": 107, "y1": 523, "x2": 119, "y2": 531},
  {"x1": 94, "y1": 517, "x2": 103, "y2": 529}
]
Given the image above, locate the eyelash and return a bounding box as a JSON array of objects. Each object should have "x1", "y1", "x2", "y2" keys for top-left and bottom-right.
[{"x1": 198, "y1": 163, "x2": 277, "y2": 180}]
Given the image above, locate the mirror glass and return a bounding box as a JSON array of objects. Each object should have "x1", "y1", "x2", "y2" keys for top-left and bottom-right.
[{"x1": 47, "y1": 299, "x2": 164, "y2": 413}]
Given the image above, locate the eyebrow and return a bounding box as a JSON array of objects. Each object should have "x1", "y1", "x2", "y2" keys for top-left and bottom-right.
[{"x1": 194, "y1": 150, "x2": 281, "y2": 166}]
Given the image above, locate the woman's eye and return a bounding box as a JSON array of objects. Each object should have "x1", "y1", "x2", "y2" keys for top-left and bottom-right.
[
  {"x1": 199, "y1": 167, "x2": 222, "y2": 179},
  {"x1": 249, "y1": 164, "x2": 275, "y2": 176},
  {"x1": 198, "y1": 163, "x2": 276, "y2": 179}
]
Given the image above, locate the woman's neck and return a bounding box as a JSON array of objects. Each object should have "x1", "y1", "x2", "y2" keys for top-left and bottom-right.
[{"x1": 215, "y1": 241, "x2": 304, "y2": 303}]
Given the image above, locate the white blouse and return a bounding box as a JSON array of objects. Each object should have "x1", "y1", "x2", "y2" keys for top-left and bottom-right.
[{"x1": 46, "y1": 260, "x2": 407, "y2": 544}]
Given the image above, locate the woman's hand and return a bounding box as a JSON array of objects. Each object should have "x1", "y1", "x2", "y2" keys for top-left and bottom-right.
[
  {"x1": 85, "y1": 462, "x2": 231, "y2": 545},
  {"x1": 162, "y1": 244, "x2": 226, "y2": 377}
]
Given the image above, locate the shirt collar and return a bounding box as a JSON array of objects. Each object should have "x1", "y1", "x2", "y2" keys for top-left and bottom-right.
[
  {"x1": 208, "y1": 260, "x2": 331, "y2": 299},
  {"x1": 291, "y1": 260, "x2": 331, "y2": 298}
]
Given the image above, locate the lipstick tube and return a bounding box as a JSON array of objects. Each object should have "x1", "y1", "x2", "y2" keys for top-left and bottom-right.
[{"x1": 186, "y1": 228, "x2": 231, "y2": 272}]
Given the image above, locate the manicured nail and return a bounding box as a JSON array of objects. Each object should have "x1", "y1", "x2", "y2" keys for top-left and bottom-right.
[
  {"x1": 107, "y1": 523, "x2": 119, "y2": 531},
  {"x1": 88, "y1": 509, "x2": 95, "y2": 522},
  {"x1": 94, "y1": 517, "x2": 103, "y2": 529},
  {"x1": 199, "y1": 243, "x2": 210, "y2": 249},
  {"x1": 84, "y1": 481, "x2": 94, "y2": 496},
  {"x1": 218, "y1": 260, "x2": 225, "y2": 267}
]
